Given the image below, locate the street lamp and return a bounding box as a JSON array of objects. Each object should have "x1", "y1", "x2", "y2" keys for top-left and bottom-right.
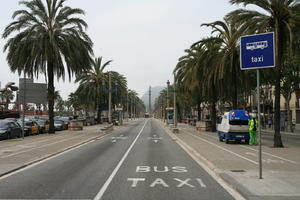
[
  {"x1": 166, "y1": 80, "x2": 170, "y2": 108},
  {"x1": 108, "y1": 73, "x2": 112, "y2": 124},
  {"x1": 173, "y1": 74, "x2": 177, "y2": 128}
]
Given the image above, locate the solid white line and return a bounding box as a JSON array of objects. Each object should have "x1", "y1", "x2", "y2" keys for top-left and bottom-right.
[
  {"x1": 0, "y1": 134, "x2": 106, "y2": 181},
  {"x1": 1, "y1": 134, "x2": 88, "y2": 158},
  {"x1": 182, "y1": 126, "x2": 299, "y2": 165},
  {"x1": 163, "y1": 126, "x2": 246, "y2": 200},
  {"x1": 93, "y1": 120, "x2": 148, "y2": 200},
  {"x1": 239, "y1": 145, "x2": 299, "y2": 164},
  {"x1": 184, "y1": 131, "x2": 258, "y2": 165}
]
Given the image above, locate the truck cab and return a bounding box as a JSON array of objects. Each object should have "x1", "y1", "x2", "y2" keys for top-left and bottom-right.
[{"x1": 217, "y1": 110, "x2": 250, "y2": 144}]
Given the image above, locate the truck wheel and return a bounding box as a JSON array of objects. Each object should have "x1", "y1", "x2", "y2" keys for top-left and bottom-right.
[{"x1": 225, "y1": 139, "x2": 229, "y2": 144}]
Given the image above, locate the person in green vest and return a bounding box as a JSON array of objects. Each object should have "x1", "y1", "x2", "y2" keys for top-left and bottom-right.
[{"x1": 249, "y1": 114, "x2": 258, "y2": 145}]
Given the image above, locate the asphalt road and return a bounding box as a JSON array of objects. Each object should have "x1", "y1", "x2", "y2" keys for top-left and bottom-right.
[{"x1": 0, "y1": 119, "x2": 234, "y2": 200}]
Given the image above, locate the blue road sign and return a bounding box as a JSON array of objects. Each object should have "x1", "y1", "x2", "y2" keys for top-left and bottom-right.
[{"x1": 240, "y1": 32, "x2": 275, "y2": 70}]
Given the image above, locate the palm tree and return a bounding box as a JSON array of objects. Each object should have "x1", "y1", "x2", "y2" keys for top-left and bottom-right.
[
  {"x1": 0, "y1": 90, "x2": 15, "y2": 110},
  {"x1": 76, "y1": 57, "x2": 112, "y2": 123},
  {"x1": 68, "y1": 92, "x2": 80, "y2": 116},
  {"x1": 3, "y1": 0, "x2": 93, "y2": 133},
  {"x1": 200, "y1": 19, "x2": 248, "y2": 109},
  {"x1": 227, "y1": 0, "x2": 300, "y2": 147}
]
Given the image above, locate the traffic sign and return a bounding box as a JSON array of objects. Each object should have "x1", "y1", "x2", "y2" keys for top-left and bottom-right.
[{"x1": 240, "y1": 32, "x2": 275, "y2": 70}]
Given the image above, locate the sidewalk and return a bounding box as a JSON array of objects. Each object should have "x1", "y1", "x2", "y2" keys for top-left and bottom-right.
[
  {"x1": 162, "y1": 121, "x2": 300, "y2": 200},
  {"x1": 0, "y1": 119, "x2": 139, "y2": 177},
  {"x1": 262, "y1": 127, "x2": 300, "y2": 136}
]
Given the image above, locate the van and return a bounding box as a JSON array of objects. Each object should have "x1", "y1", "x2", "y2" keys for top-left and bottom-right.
[{"x1": 217, "y1": 110, "x2": 250, "y2": 144}]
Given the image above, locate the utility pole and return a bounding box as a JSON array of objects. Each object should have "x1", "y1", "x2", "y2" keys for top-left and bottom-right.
[
  {"x1": 22, "y1": 74, "x2": 26, "y2": 139},
  {"x1": 126, "y1": 89, "x2": 129, "y2": 122},
  {"x1": 174, "y1": 74, "x2": 177, "y2": 128},
  {"x1": 130, "y1": 97, "x2": 133, "y2": 120},
  {"x1": 108, "y1": 72, "x2": 112, "y2": 124},
  {"x1": 149, "y1": 86, "x2": 151, "y2": 115}
]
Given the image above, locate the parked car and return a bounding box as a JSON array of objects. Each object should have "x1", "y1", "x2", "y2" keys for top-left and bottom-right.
[
  {"x1": 217, "y1": 110, "x2": 250, "y2": 144},
  {"x1": 35, "y1": 120, "x2": 49, "y2": 133},
  {"x1": 57, "y1": 117, "x2": 70, "y2": 129},
  {"x1": 16, "y1": 119, "x2": 32, "y2": 136},
  {"x1": 17, "y1": 120, "x2": 40, "y2": 135},
  {"x1": 54, "y1": 120, "x2": 65, "y2": 131},
  {"x1": 28, "y1": 120, "x2": 40, "y2": 135},
  {"x1": 0, "y1": 120, "x2": 22, "y2": 140}
]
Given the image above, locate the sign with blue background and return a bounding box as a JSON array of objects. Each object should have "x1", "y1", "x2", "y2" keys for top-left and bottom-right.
[{"x1": 240, "y1": 32, "x2": 275, "y2": 70}]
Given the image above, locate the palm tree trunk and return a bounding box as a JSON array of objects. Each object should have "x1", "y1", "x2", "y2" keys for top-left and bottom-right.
[
  {"x1": 231, "y1": 54, "x2": 238, "y2": 109},
  {"x1": 211, "y1": 83, "x2": 217, "y2": 132},
  {"x1": 274, "y1": 21, "x2": 284, "y2": 147},
  {"x1": 47, "y1": 63, "x2": 55, "y2": 134},
  {"x1": 197, "y1": 101, "x2": 201, "y2": 121}
]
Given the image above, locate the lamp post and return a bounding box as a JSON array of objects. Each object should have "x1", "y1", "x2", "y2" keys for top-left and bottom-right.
[
  {"x1": 166, "y1": 80, "x2": 170, "y2": 108},
  {"x1": 173, "y1": 74, "x2": 177, "y2": 128},
  {"x1": 108, "y1": 72, "x2": 112, "y2": 124},
  {"x1": 166, "y1": 80, "x2": 170, "y2": 124},
  {"x1": 126, "y1": 89, "x2": 129, "y2": 122}
]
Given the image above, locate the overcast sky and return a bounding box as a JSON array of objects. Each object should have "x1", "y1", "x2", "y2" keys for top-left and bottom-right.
[{"x1": 0, "y1": 0, "x2": 248, "y2": 99}]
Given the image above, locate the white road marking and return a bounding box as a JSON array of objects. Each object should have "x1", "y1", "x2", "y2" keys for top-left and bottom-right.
[
  {"x1": 264, "y1": 158, "x2": 284, "y2": 164},
  {"x1": 0, "y1": 134, "x2": 107, "y2": 181},
  {"x1": 183, "y1": 127, "x2": 299, "y2": 165},
  {"x1": 245, "y1": 152, "x2": 257, "y2": 157},
  {"x1": 163, "y1": 124, "x2": 246, "y2": 200},
  {"x1": 127, "y1": 178, "x2": 145, "y2": 187},
  {"x1": 0, "y1": 134, "x2": 89, "y2": 159},
  {"x1": 94, "y1": 120, "x2": 148, "y2": 200},
  {"x1": 148, "y1": 136, "x2": 162, "y2": 143},
  {"x1": 196, "y1": 178, "x2": 207, "y2": 188},
  {"x1": 241, "y1": 145, "x2": 299, "y2": 164},
  {"x1": 150, "y1": 178, "x2": 169, "y2": 187},
  {"x1": 174, "y1": 178, "x2": 195, "y2": 188},
  {"x1": 185, "y1": 131, "x2": 258, "y2": 165}
]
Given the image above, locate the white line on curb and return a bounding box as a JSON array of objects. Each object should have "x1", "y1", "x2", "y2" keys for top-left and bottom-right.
[
  {"x1": 159, "y1": 122, "x2": 246, "y2": 200},
  {"x1": 184, "y1": 131, "x2": 258, "y2": 165},
  {"x1": 93, "y1": 120, "x2": 148, "y2": 200},
  {"x1": 182, "y1": 127, "x2": 299, "y2": 165}
]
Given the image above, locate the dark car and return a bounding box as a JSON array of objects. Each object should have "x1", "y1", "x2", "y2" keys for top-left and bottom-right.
[
  {"x1": 0, "y1": 120, "x2": 22, "y2": 140},
  {"x1": 17, "y1": 120, "x2": 32, "y2": 136},
  {"x1": 35, "y1": 120, "x2": 49, "y2": 133},
  {"x1": 54, "y1": 120, "x2": 65, "y2": 131},
  {"x1": 57, "y1": 117, "x2": 70, "y2": 129}
]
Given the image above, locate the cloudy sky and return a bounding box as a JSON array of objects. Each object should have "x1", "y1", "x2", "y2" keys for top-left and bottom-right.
[{"x1": 0, "y1": 0, "x2": 251, "y2": 99}]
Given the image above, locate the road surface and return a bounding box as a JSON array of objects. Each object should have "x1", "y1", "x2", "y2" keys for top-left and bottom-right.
[{"x1": 0, "y1": 119, "x2": 234, "y2": 200}]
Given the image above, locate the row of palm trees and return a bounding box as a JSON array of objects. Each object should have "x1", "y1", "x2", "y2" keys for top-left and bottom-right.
[
  {"x1": 155, "y1": 0, "x2": 300, "y2": 148},
  {"x1": 71, "y1": 57, "x2": 145, "y2": 122},
  {"x1": 2, "y1": 0, "x2": 144, "y2": 133}
]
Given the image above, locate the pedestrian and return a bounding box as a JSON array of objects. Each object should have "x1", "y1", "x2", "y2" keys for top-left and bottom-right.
[
  {"x1": 268, "y1": 119, "x2": 271, "y2": 128},
  {"x1": 249, "y1": 114, "x2": 258, "y2": 145}
]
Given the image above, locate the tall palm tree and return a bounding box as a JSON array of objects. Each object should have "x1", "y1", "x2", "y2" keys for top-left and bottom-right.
[
  {"x1": 227, "y1": 0, "x2": 300, "y2": 147},
  {"x1": 0, "y1": 90, "x2": 15, "y2": 110},
  {"x1": 200, "y1": 19, "x2": 247, "y2": 109},
  {"x1": 3, "y1": 0, "x2": 93, "y2": 133},
  {"x1": 75, "y1": 57, "x2": 112, "y2": 123},
  {"x1": 68, "y1": 92, "x2": 80, "y2": 115}
]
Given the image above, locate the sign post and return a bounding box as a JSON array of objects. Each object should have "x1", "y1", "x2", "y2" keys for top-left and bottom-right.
[{"x1": 240, "y1": 32, "x2": 275, "y2": 179}]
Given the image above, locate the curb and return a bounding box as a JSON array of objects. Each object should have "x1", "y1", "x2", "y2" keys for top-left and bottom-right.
[
  {"x1": 158, "y1": 120, "x2": 300, "y2": 200},
  {"x1": 0, "y1": 127, "x2": 114, "y2": 178},
  {"x1": 155, "y1": 119, "x2": 246, "y2": 200}
]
